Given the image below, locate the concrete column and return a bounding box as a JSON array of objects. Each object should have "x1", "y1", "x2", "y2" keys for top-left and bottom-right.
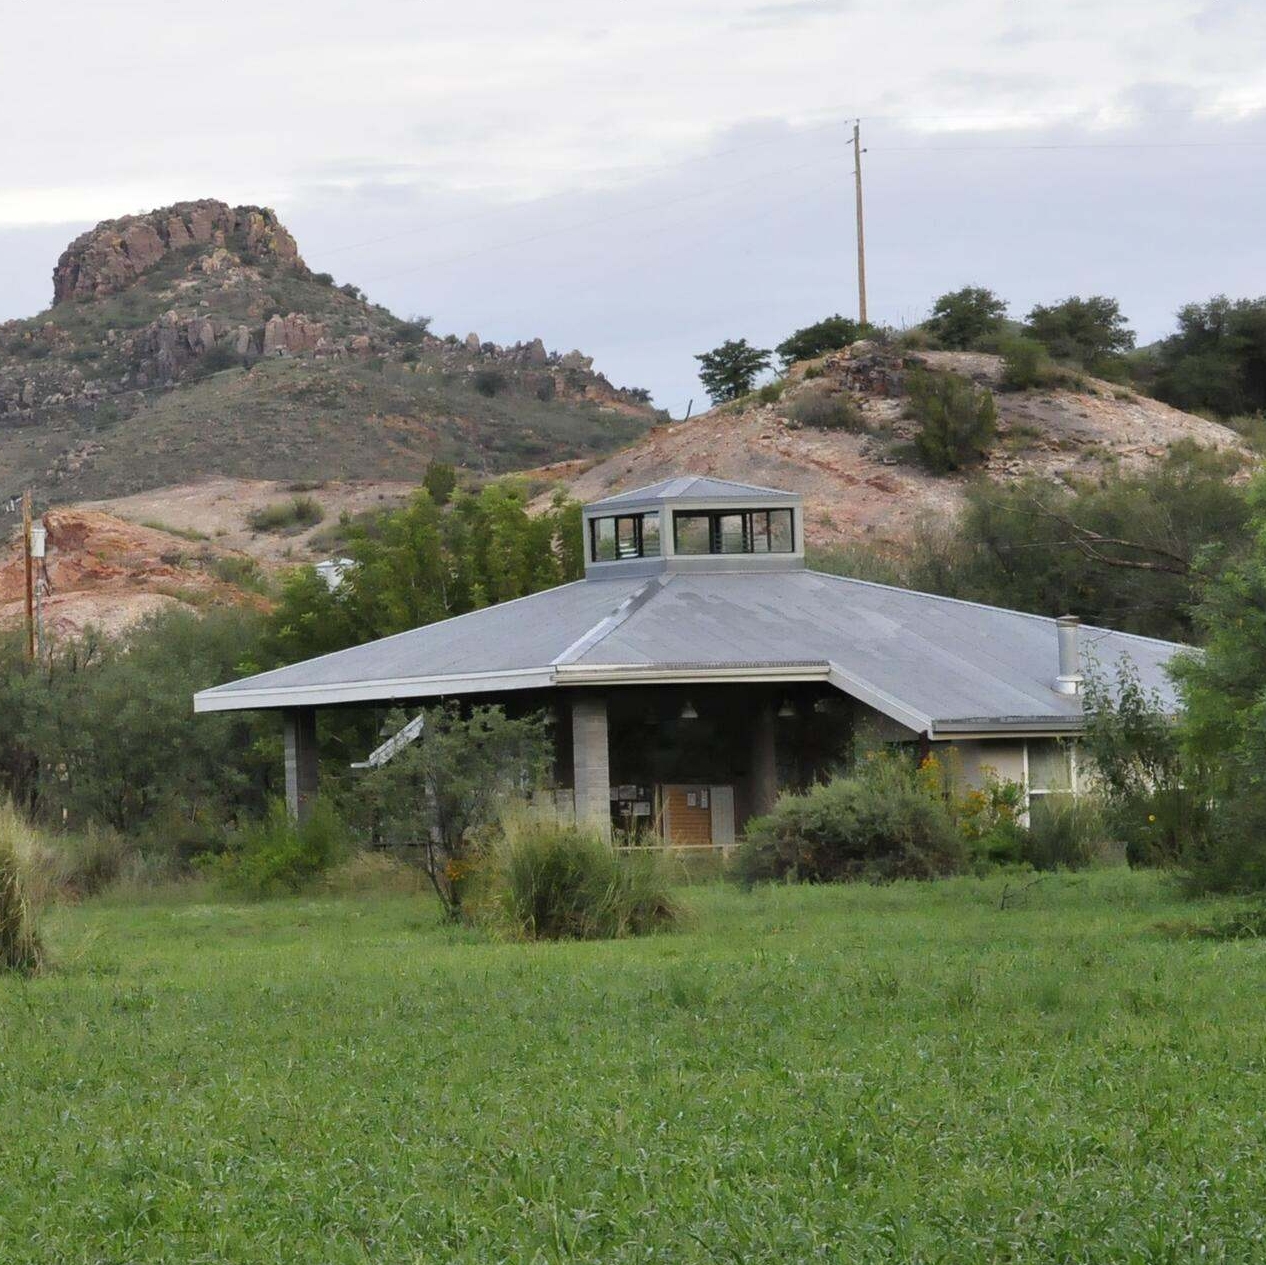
[
  {"x1": 750, "y1": 693, "x2": 778, "y2": 819},
  {"x1": 571, "y1": 694, "x2": 611, "y2": 841},
  {"x1": 283, "y1": 707, "x2": 319, "y2": 822}
]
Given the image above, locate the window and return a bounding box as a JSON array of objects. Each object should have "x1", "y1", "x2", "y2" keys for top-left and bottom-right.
[
  {"x1": 588, "y1": 513, "x2": 661, "y2": 562},
  {"x1": 1027, "y1": 740, "x2": 1075, "y2": 816},
  {"x1": 673, "y1": 508, "x2": 796, "y2": 555}
]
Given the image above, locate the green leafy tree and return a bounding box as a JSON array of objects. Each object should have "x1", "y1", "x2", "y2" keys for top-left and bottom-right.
[
  {"x1": 908, "y1": 443, "x2": 1248, "y2": 641},
  {"x1": 694, "y1": 338, "x2": 772, "y2": 403},
  {"x1": 924, "y1": 287, "x2": 1008, "y2": 350},
  {"x1": 1082, "y1": 661, "x2": 1201, "y2": 866},
  {"x1": 1154, "y1": 296, "x2": 1266, "y2": 418},
  {"x1": 906, "y1": 368, "x2": 997, "y2": 473},
  {"x1": 775, "y1": 315, "x2": 865, "y2": 367},
  {"x1": 1024, "y1": 295, "x2": 1135, "y2": 367},
  {"x1": 365, "y1": 703, "x2": 553, "y2": 918},
  {"x1": 422, "y1": 461, "x2": 458, "y2": 506}
]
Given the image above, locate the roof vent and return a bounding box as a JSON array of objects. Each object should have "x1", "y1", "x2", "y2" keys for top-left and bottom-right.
[{"x1": 1054, "y1": 615, "x2": 1084, "y2": 696}]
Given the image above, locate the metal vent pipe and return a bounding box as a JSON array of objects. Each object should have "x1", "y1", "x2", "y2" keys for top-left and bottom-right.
[{"x1": 1054, "y1": 614, "x2": 1083, "y2": 695}]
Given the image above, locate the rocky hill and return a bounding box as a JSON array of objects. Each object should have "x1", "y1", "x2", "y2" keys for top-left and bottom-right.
[
  {"x1": 0, "y1": 200, "x2": 659, "y2": 503},
  {"x1": 535, "y1": 343, "x2": 1250, "y2": 552}
]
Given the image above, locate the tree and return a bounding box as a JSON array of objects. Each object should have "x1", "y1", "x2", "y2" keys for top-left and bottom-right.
[
  {"x1": 422, "y1": 462, "x2": 457, "y2": 507},
  {"x1": 365, "y1": 703, "x2": 553, "y2": 918},
  {"x1": 906, "y1": 369, "x2": 997, "y2": 473},
  {"x1": 1023, "y1": 295, "x2": 1135, "y2": 367},
  {"x1": 775, "y1": 315, "x2": 865, "y2": 367},
  {"x1": 694, "y1": 339, "x2": 772, "y2": 403},
  {"x1": 1154, "y1": 296, "x2": 1266, "y2": 418},
  {"x1": 923, "y1": 287, "x2": 1008, "y2": 350},
  {"x1": 908, "y1": 443, "x2": 1249, "y2": 642}
]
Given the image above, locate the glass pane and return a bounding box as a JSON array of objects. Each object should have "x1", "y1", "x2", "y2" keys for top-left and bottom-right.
[
  {"x1": 1028, "y1": 740, "x2": 1072, "y2": 792},
  {"x1": 641, "y1": 514, "x2": 661, "y2": 557},
  {"x1": 750, "y1": 511, "x2": 771, "y2": 553},
  {"x1": 717, "y1": 514, "x2": 748, "y2": 554},
  {"x1": 769, "y1": 509, "x2": 794, "y2": 553},
  {"x1": 616, "y1": 517, "x2": 640, "y2": 558},
  {"x1": 674, "y1": 513, "x2": 710, "y2": 554},
  {"x1": 592, "y1": 517, "x2": 617, "y2": 562}
]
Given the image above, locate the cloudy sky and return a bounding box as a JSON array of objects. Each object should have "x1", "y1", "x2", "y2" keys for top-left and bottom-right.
[{"x1": 2, "y1": 0, "x2": 1264, "y2": 412}]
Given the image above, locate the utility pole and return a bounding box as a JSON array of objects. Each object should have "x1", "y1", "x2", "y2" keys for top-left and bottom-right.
[
  {"x1": 852, "y1": 120, "x2": 868, "y2": 327},
  {"x1": 21, "y1": 490, "x2": 34, "y2": 662}
]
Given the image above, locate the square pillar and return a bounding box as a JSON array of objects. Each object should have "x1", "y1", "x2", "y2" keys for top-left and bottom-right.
[
  {"x1": 749, "y1": 693, "x2": 778, "y2": 820},
  {"x1": 571, "y1": 694, "x2": 611, "y2": 841},
  {"x1": 283, "y1": 707, "x2": 319, "y2": 822}
]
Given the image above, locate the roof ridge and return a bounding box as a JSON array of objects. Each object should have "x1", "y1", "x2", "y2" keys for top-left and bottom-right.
[{"x1": 550, "y1": 575, "x2": 669, "y2": 666}]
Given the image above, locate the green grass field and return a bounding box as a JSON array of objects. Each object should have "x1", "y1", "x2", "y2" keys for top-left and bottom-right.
[{"x1": 4, "y1": 872, "x2": 1265, "y2": 1263}]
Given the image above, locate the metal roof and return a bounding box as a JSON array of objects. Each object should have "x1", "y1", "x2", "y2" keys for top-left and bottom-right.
[
  {"x1": 585, "y1": 476, "x2": 800, "y2": 509},
  {"x1": 195, "y1": 568, "x2": 1186, "y2": 735}
]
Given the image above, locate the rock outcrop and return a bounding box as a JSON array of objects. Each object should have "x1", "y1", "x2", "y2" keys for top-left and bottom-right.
[{"x1": 53, "y1": 200, "x2": 305, "y2": 303}]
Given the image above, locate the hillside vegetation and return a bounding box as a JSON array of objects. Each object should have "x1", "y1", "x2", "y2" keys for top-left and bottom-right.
[{"x1": 0, "y1": 200, "x2": 659, "y2": 502}]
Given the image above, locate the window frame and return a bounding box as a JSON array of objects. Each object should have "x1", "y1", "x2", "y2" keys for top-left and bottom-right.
[
  {"x1": 588, "y1": 512, "x2": 660, "y2": 563},
  {"x1": 672, "y1": 508, "x2": 796, "y2": 556}
]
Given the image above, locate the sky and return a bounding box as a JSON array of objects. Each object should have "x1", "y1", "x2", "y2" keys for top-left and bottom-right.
[{"x1": 1, "y1": 0, "x2": 1264, "y2": 415}]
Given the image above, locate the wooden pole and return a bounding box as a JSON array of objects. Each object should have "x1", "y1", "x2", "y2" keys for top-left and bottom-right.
[
  {"x1": 852, "y1": 120, "x2": 868, "y2": 327},
  {"x1": 21, "y1": 490, "x2": 34, "y2": 662}
]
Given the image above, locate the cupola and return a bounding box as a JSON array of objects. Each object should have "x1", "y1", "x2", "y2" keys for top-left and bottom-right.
[{"x1": 581, "y1": 476, "x2": 805, "y2": 579}]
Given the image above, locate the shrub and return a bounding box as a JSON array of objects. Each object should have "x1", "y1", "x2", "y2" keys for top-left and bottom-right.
[
  {"x1": 248, "y1": 495, "x2": 325, "y2": 533},
  {"x1": 218, "y1": 799, "x2": 350, "y2": 896},
  {"x1": 473, "y1": 368, "x2": 508, "y2": 397},
  {"x1": 1177, "y1": 790, "x2": 1266, "y2": 895},
  {"x1": 755, "y1": 381, "x2": 785, "y2": 404},
  {"x1": 737, "y1": 754, "x2": 965, "y2": 885},
  {"x1": 1000, "y1": 337, "x2": 1056, "y2": 390},
  {"x1": 479, "y1": 819, "x2": 681, "y2": 940},
  {"x1": 211, "y1": 554, "x2": 267, "y2": 592},
  {"x1": 1022, "y1": 797, "x2": 1104, "y2": 870},
  {"x1": 194, "y1": 344, "x2": 243, "y2": 376},
  {"x1": 776, "y1": 315, "x2": 865, "y2": 367},
  {"x1": 906, "y1": 368, "x2": 997, "y2": 473},
  {"x1": 312, "y1": 272, "x2": 334, "y2": 286},
  {"x1": 923, "y1": 286, "x2": 1008, "y2": 350},
  {"x1": 788, "y1": 386, "x2": 865, "y2": 432}
]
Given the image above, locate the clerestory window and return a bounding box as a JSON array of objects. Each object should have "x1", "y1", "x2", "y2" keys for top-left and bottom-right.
[
  {"x1": 672, "y1": 508, "x2": 795, "y2": 556},
  {"x1": 589, "y1": 513, "x2": 661, "y2": 562}
]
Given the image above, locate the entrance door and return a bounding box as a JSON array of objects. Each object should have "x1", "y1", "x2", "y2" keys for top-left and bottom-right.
[{"x1": 709, "y1": 785, "x2": 735, "y2": 846}]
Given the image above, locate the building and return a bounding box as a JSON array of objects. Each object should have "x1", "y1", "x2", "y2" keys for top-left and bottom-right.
[{"x1": 194, "y1": 476, "x2": 1183, "y2": 843}]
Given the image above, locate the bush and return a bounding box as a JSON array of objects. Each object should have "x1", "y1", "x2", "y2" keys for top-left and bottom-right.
[
  {"x1": 217, "y1": 799, "x2": 350, "y2": 896},
  {"x1": 472, "y1": 368, "x2": 508, "y2": 397},
  {"x1": 248, "y1": 495, "x2": 325, "y2": 533},
  {"x1": 479, "y1": 819, "x2": 682, "y2": 940},
  {"x1": 906, "y1": 368, "x2": 997, "y2": 473},
  {"x1": 788, "y1": 386, "x2": 865, "y2": 431},
  {"x1": 776, "y1": 315, "x2": 865, "y2": 367},
  {"x1": 1000, "y1": 337, "x2": 1055, "y2": 390},
  {"x1": 1023, "y1": 797, "x2": 1104, "y2": 871},
  {"x1": 755, "y1": 381, "x2": 785, "y2": 404},
  {"x1": 1177, "y1": 789, "x2": 1266, "y2": 895},
  {"x1": 738, "y1": 755, "x2": 965, "y2": 885},
  {"x1": 923, "y1": 286, "x2": 1008, "y2": 350}
]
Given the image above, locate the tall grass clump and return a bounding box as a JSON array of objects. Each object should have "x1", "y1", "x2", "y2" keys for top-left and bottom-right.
[
  {"x1": 216, "y1": 799, "x2": 350, "y2": 896},
  {"x1": 480, "y1": 819, "x2": 682, "y2": 940},
  {"x1": 0, "y1": 802, "x2": 45, "y2": 973},
  {"x1": 738, "y1": 754, "x2": 965, "y2": 885},
  {"x1": 1023, "y1": 797, "x2": 1105, "y2": 871},
  {"x1": 247, "y1": 495, "x2": 325, "y2": 533}
]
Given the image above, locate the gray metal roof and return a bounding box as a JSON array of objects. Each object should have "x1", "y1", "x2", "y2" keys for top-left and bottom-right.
[
  {"x1": 195, "y1": 568, "x2": 1186, "y2": 735},
  {"x1": 585, "y1": 476, "x2": 800, "y2": 509}
]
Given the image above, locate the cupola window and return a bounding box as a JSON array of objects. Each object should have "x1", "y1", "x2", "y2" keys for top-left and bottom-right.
[
  {"x1": 589, "y1": 513, "x2": 661, "y2": 562},
  {"x1": 672, "y1": 508, "x2": 794, "y2": 556}
]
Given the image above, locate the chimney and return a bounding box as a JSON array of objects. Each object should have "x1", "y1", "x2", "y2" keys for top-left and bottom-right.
[{"x1": 1054, "y1": 614, "x2": 1083, "y2": 695}]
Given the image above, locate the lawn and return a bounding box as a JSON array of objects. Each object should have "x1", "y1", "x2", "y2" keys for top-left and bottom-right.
[{"x1": 4, "y1": 872, "x2": 1265, "y2": 1263}]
